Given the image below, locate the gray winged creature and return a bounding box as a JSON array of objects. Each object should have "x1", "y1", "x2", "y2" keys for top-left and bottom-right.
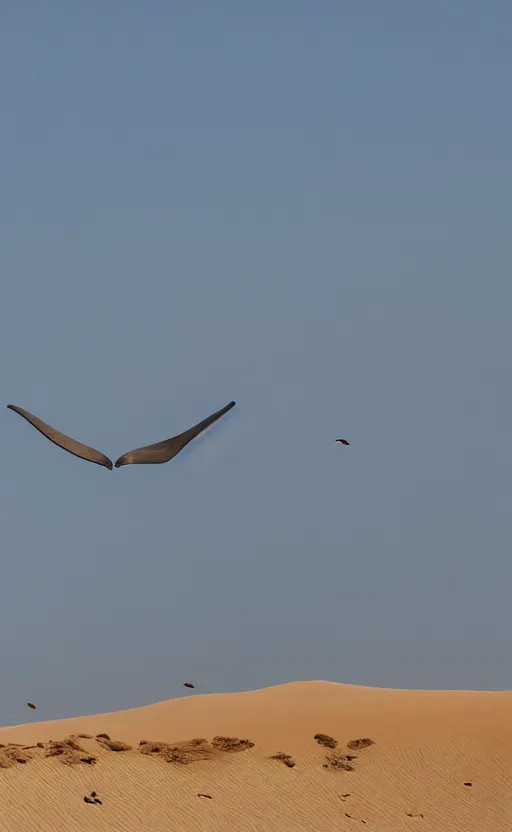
[{"x1": 7, "y1": 401, "x2": 236, "y2": 471}]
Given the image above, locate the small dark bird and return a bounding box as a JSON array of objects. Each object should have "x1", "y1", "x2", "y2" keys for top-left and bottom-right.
[
  {"x1": 7, "y1": 401, "x2": 236, "y2": 470},
  {"x1": 183, "y1": 682, "x2": 195, "y2": 689},
  {"x1": 27, "y1": 702, "x2": 37, "y2": 710},
  {"x1": 336, "y1": 439, "x2": 350, "y2": 446}
]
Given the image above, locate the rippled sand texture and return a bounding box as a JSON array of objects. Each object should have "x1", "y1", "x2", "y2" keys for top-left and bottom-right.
[{"x1": 0, "y1": 681, "x2": 510, "y2": 831}]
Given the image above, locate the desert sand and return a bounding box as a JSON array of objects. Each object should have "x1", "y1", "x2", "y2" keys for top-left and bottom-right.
[{"x1": 0, "y1": 681, "x2": 510, "y2": 831}]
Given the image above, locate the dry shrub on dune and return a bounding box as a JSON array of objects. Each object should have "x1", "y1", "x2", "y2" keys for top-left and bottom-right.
[
  {"x1": 45, "y1": 737, "x2": 96, "y2": 766},
  {"x1": 139, "y1": 735, "x2": 255, "y2": 764},
  {"x1": 0, "y1": 745, "x2": 34, "y2": 768},
  {"x1": 323, "y1": 752, "x2": 356, "y2": 772},
  {"x1": 347, "y1": 737, "x2": 374, "y2": 750},
  {"x1": 269, "y1": 751, "x2": 296, "y2": 768},
  {"x1": 211, "y1": 736, "x2": 254, "y2": 752},
  {"x1": 95, "y1": 736, "x2": 132, "y2": 752},
  {"x1": 139, "y1": 738, "x2": 217, "y2": 764},
  {"x1": 314, "y1": 733, "x2": 337, "y2": 749}
]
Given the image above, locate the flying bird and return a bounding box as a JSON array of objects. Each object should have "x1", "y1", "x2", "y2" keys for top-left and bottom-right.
[
  {"x1": 336, "y1": 439, "x2": 350, "y2": 446},
  {"x1": 183, "y1": 682, "x2": 195, "y2": 689},
  {"x1": 7, "y1": 401, "x2": 236, "y2": 470},
  {"x1": 27, "y1": 702, "x2": 37, "y2": 710}
]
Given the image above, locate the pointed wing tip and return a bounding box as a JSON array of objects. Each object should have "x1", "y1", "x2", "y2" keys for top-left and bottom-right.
[{"x1": 8, "y1": 403, "x2": 115, "y2": 470}]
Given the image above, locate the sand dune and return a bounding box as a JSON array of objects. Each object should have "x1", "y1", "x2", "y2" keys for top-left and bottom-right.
[{"x1": 0, "y1": 681, "x2": 510, "y2": 831}]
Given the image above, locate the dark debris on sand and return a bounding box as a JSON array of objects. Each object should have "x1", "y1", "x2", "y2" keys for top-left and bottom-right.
[
  {"x1": 0, "y1": 746, "x2": 34, "y2": 768},
  {"x1": 95, "y1": 736, "x2": 132, "y2": 752},
  {"x1": 347, "y1": 737, "x2": 374, "y2": 750},
  {"x1": 211, "y1": 736, "x2": 254, "y2": 752},
  {"x1": 139, "y1": 735, "x2": 255, "y2": 764},
  {"x1": 84, "y1": 792, "x2": 103, "y2": 805},
  {"x1": 323, "y1": 752, "x2": 356, "y2": 772},
  {"x1": 45, "y1": 737, "x2": 97, "y2": 766},
  {"x1": 269, "y1": 751, "x2": 296, "y2": 768},
  {"x1": 314, "y1": 733, "x2": 337, "y2": 749}
]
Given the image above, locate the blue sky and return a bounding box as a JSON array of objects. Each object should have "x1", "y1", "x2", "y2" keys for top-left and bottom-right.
[{"x1": 1, "y1": 1, "x2": 511, "y2": 725}]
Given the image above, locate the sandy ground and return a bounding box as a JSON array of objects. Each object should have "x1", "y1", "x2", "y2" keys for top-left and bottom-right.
[{"x1": 0, "y1": 681, "x2": 510, "y2": 831}]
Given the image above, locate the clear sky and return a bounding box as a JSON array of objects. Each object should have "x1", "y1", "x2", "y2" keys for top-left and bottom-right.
[{"x1": 1, "y1": 1, "x2": 511, "y2": 725}]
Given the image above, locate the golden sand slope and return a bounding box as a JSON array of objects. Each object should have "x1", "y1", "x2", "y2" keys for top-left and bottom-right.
[{"x1": 0, "y1": 681, "x2": 510, "y2": 831}]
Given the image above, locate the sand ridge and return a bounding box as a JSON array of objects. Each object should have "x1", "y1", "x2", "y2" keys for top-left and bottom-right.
[{"x1": 0, "y1": 681, "x2": 510, "y2": 831}]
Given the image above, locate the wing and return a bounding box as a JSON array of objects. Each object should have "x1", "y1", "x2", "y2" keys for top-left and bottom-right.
[
  {"x1": 7, "y1": 404, "x2": 113, "y2": 470},
  {"x1": 115, "y1": 400, "x2": 236, "y2": 468}
]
